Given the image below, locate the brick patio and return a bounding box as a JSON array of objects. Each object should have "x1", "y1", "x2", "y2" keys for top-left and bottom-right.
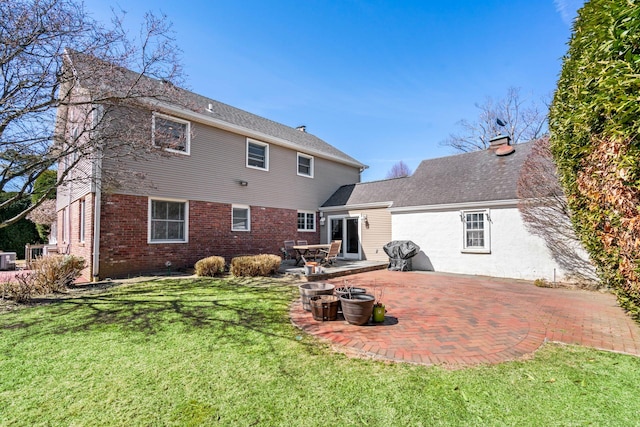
[{"x1": 290, "y1": 270, "x2": 640, "y2": 367}]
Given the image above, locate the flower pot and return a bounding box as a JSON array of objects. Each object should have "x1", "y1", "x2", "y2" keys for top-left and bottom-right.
[
  {"x1": 372, "y1": 305, "x2": 386, "y2": 323},
  {"x1": 334, "y1": 287, "x2": 367, "y2": 313},
  {"x1": 339, "y1": 293, "x2": 375, "y2": 326},
  {"x1": 310, "y1": 295, "x2": 339, "y2": 321},
  {"x1": 334, "y1": 287, "x2": 367, "y2": 298},
  {"x1": 299, "y1": 282, "x2": 334, "y2": 311}
]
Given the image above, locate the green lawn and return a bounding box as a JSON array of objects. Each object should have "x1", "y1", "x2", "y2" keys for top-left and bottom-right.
[{"x1": 1, "y1": 276, "x2": 639, "y2": 426}]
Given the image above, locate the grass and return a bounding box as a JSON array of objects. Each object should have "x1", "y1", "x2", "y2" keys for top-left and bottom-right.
[{"x1": 1, "y1": 276, "x2": 640, "y2": 426}]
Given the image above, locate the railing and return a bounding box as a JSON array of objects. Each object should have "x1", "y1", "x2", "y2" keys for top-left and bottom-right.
[{"x1": 24, "y1": 244, "x2": 59, "y2": 269}]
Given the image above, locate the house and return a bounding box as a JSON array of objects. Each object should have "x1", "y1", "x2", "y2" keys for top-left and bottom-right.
[
  {"x1": 321, "y1": 136, "x2": 593, "y2": 282},
  {"x1": 55, "y1": 55, "x2": 366, "y2": 281}
]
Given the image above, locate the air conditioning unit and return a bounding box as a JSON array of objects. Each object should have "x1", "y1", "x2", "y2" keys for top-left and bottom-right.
[{"x1": 0, "y1": 252, "x2": 16, "y2": 270}]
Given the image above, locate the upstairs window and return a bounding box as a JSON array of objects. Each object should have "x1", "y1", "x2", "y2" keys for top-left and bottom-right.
[
  {"x1": 232, "y1": 205, "x2": 251, "y2": 231},
  {"x1": 297, "y1": 211, "x2": 316, "y2": 232},
  {"x1": 247, "y1": 139, "x2": 269, "y2": 170},
  {"x1": 462, "y1": 210, "x2": 490, "y2": 253},
  {"x1": 297, "y1": 153, "x2": 314, "y2": 178},
  {"x1": 153, "y1": 113, "x2": 190, "y2": 154},
  {"x1": 149, "y1": 199, "x2": 188, "y2": 243}
]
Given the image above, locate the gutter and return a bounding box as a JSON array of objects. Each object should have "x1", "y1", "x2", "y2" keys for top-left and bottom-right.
[
  {"x1": 388, "y1": 199, "x2": 519, "y2": 213},
  {"x1": 319, "y1": 201, "x2": 393, "y2": 212}
]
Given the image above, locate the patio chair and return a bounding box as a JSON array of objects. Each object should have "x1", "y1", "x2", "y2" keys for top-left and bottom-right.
[
  {"x1": 297, "y1": 240, "x2": 308, "y2": 246},
  {"x1": 282, "y1": 240, "x2": 296, "y2": 260},
  {"x1": 318, "y1": 240, "x2": 341, "y2": 266}
]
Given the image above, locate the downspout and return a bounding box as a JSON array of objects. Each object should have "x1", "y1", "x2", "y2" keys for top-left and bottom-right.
[
  {"x1": 91, "y1": 106, "x2": 103, "y2": 282},
  {"x1": 92, "y1": 175, "x2": 101, "y2": 282}
]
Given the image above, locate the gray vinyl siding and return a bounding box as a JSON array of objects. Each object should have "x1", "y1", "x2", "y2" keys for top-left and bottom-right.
[
  {"x1": 103, "y1": 121, "x2": 360, "y2": 211},
  {"x1": 319, "y1": 207, "x2": 391, "y2": 262},
  {"x1": 56, "y1": 146, "x2": 95, "y2": 210},
  {"x1": 357, "y1": 208, "x2": 392, "y2": 262}
]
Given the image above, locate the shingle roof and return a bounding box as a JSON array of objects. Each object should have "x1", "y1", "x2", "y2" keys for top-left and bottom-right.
[
  {"x1": 322, "y1": 177, "x2": 410, "y2": 207},
  {"x1": 186, "y1": 91, "x2": 364, "y2": 167},
  {"x1": 67, "y1": 51, "x2": 365, "y2": 169},
  {"x1": 322, "y1": 141, "x2": 533, "y2": 209}
]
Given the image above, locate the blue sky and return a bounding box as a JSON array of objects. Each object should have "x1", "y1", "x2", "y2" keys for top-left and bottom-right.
[{"x1": 85, "y1": 0, "x2": 584, "y2": 181}]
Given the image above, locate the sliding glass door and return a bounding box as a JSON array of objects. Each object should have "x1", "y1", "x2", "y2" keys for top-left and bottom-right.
[{"x1": 329, "y1": 216, "x2": 360, "y2": 259}]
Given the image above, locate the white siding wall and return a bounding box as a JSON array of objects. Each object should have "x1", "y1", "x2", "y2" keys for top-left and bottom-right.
[{"x1": 392, "y1": 206, "x2": 577, "y2": 281}]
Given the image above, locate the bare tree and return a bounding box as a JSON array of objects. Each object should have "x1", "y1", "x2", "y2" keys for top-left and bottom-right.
[
  {"x1": 442, "y1": 87, "x2": 548, "y2": 152},
  {"x1": 0, "y1": 0, "x2": 186, "y2": 228},
  {"x1": 517, "y1": 137, "x2": 598, "y2": 286},
  {"x1": 385, "y1": 161, "x2": 412, "y2": 179}
]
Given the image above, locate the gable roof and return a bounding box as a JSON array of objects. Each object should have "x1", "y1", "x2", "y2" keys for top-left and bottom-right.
[
  {"x1": 184, "y1": 91, "x2": 365, "y2": 168},
  {"x1": 66, "y1": 51, "x2": 365, "y2": 169},
  {"x1": 321, "y1": 176, "x2": 410, "y2": 208},
  {"x1": 322, "y1": 141, "x2": 533, "y2": 209}
]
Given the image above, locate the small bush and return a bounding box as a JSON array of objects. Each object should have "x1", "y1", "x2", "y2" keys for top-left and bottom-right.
[
  {"x1": 194, "y1": 256, "x2": 226, "y2": 277},
  {"x1": 0, "y1": 255, "x2": 85, "y2": 302},
  {"x1": 534, "y1": 278, "x2": 552, "y2": 288},
  {"x1": 230, "y1": 254, "x2": 281, "y2": 277}
]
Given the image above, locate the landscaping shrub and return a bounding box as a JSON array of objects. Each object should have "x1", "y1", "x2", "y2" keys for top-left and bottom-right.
[
  {"x1": 194, "y1": 256, "x2": 226, "y2": 277},
  {"x1": 230, "y1": 254, "x2": 281, "y2": 277},
  {"x1": 0, "y1": 255, "x2": 85, "y2": 302},
  {"x1": 549, "y1": 0, "x2": 640, "y2": 317}
]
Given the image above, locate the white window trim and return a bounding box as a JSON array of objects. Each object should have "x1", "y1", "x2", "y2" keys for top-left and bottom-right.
[
  {"x1": 232, "y1": 204, "x2": 251, "y2": 232},
  {"x1": 297, "y1": 153, "x2": 314, "y2": 178},
  {"x1": 79, "y1": 199, "x2": 86, "y2": 243},
  {"x1": 297, "y1": 210, "x2": 316, "y2": 232},
  {"x1": 461, "y1": 209, "x2": 491, "y2": 254},
  {"x1": 246, "y1": 139, "x2": 269, "y2": 171},
  {"x1": 148, "y1": 197, "x2": 189, "y2": 244},
  {"x1": 152, "y1": 112, "x2": 191, "y2": 155}
]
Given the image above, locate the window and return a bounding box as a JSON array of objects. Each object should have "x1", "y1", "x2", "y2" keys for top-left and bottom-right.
[
  {"x1": 246, "y1": 139, "x2": 269, "y2": 170},
  {"x1": 79, "y1": 199, "x2": 86, "y2": 243},
  {"x1": 297, "y1": 153, "x2": 314, "y2": 177},
  {"x1": 149, "y1": 199, "x2": 188, "y2": 243},
  {"x1": 232, "y1": 205, "x2": 250, "y2": 231},
  {"x1": 153, "y1": 113, "x2": 190, "y2": 154},
  {"x1": 62, "y1": 208, "x2": 68, "y2": 243},
  {"x1": 462, "y1": 210, "x2": 490, "y2": 253},
  {"x1": 297, "y1": 211, "x2": 316, "y2": 232}
]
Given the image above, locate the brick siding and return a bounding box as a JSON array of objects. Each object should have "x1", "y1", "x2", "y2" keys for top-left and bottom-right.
[{"x1": 96, "y1": 194, "x2": 320, "y2": 279}]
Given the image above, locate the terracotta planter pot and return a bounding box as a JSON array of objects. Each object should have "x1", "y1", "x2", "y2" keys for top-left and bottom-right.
[
  {"x1": 299, "y1": 282, "x2": 334, "y2": 311},
  {"x1": 339, "y1": 293, "x2": 375, "y2": 325}
]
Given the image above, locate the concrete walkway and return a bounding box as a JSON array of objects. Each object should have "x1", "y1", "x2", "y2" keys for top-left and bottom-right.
[{"x1": 290, "y1": 270, "x2": 640, "y2": 367}]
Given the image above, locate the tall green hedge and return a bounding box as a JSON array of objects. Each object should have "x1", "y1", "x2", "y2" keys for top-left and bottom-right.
[
  {"x1": 549, "y1": 0, "x2": 640, "y2": 316},
  {"x1": 0, "y1": 193, "x2": 41, "y2": 258}
]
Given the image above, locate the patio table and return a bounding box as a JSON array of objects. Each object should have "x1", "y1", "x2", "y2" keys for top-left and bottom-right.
[{"x1": 293, "y1": 244, "x2": 330, "y2": 266}]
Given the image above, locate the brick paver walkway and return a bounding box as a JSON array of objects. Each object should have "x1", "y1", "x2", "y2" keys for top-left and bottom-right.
[{"x1": 290, "y1": 270, "x2": 640, "y2": 367}]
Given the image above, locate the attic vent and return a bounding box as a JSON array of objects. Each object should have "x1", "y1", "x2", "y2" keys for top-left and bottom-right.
[
  {"x1": 296, "y1": 125, "x2": 306, "y2": 132},
  {"x1": 206, "y1": 103, "x2": 214, "y2": 113}
]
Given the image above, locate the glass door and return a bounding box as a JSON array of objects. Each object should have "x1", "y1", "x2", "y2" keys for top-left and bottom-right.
[{"x1": 329, "y1": 216, "x2": 360, "y2": 259}]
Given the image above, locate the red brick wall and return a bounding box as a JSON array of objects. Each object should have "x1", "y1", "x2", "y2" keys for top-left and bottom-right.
[{"x1": 97, "y1": 194, "x2": 320, "y2": 279}]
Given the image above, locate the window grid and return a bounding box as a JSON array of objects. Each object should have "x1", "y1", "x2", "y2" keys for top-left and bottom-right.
[
  {"x1": 153, "y1": 114, "x2": 190, "y2": 154},
  {"x1": 297, "y1": 212, "x2": 315, "y2": 231},
  {"x1": 150, "y1": 200, "x2": 186, "y2": 242},
  {"x1": 232, "y1": 206, "x2": 250, "y2": 231},
  {"x1": 247, "y1": 141, "x2": 268, "y2": 169},
  {"x1": 297, "y1": 154, "x2": 313, "y2": 177}
]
